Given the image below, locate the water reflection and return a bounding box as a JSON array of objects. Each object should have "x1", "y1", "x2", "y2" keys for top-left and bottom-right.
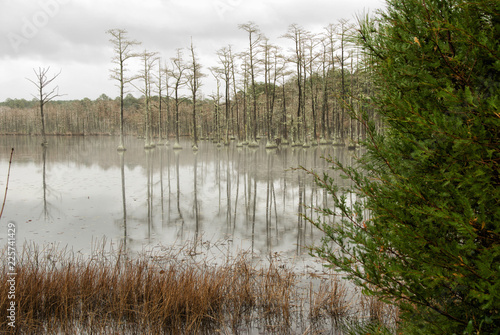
[
  {"x1": 42, "y1": 146, "x2": 49, "y2": 221},
  {"x1": 119, "y1": 151, "x2": 127, "y2": 250},
  {"x1": 0, "y1": 136, "x2": 358, "y2": 257},
  {"x1": 193, "y1": 151, "x2": 200, "y2": 252}
]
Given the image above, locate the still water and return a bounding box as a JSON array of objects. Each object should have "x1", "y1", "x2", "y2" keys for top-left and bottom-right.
[{"x1": 0, "y1": 135, "x2": 356, "y2": 260}]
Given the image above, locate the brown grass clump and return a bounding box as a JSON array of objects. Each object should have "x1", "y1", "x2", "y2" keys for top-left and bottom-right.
[
  {"x1": 309, "y1": 275, "x2": 350, "y2": 325},
  {"x1": 255, "y1": 259, "x2": 296, "y2": 333},
  {"x1": 1, "y1": 243, "x2": 241, "y2": 334},
  {"x1": 358, "y1": 290, "x2": 400, "y2": 328},
  {"x1": 0, "y1": 242, "x2": 397, "y2": 334}
]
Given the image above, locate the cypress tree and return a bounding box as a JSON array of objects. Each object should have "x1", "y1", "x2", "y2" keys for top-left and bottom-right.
[{"x1": 308, "y1": 0, "x2": 500, "y2": 333}]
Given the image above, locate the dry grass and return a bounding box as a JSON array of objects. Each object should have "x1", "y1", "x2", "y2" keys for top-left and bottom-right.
[
  {"x1": 309, "y1": 276, "x2": 350, "y2": 324},
  {"x1": 0, "y1": 241, "x2": 398, "y2": 334},
  {"x1": 358, "y1": 290, "x2": 400, "y2": 329}
]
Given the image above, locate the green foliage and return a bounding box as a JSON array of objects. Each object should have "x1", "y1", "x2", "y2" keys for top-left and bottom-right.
[
  {"x1": 308, "y1": 0, "x2": 500, "y2": 334},
  {"x1": 0, "y1": 98, "x2": 37, "y2": 109},
  {"x1": 123, "y1": 93, "x2": 141, "y2": 109},
  {"x1": 96, "y1": 93, "x2": 112, "y2": 101}
]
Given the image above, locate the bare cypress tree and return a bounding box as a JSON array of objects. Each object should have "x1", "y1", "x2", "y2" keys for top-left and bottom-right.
[
  {"x1": 169, "y1": 49, "x2": 187, "y2": 150},
  {"x1": 279, "y1": 60, "x2": 292, "y2": 145},
  {"x1": 133, "y1": 50, "x2": 158, "y2": 149},
  {"x1": 161, "y1": 62, "x2": 173, "y2": 146},
  {"x1": 209, "y1": 67, "x2": 222, "y2": 146},
  {"x1": 304, "y1": 32, "x2": 321, "y2": 147},
  {"x1": 27, "y1": 67, "x2": 64, "y2": 146},
  {"x1": 155, "y1": 59, "x2": 164, "y2": 145},
  {"x1": 337, "y1": 19, "x2": 354, "y2": 145},
  {"x1": 268, "y1": 45, "x2": 281, "y2": 147},
  {"x1": 348, "y1": 50, "x2": 356, "y2": 149},
  {"x1": 239, "y1": 52, "x2": 250, "y2": 145},
  {"x1": 281, "y1": 24, "x2": 306, "y2": 146},
  {"x1": 106, "y1": 28, "x2": 141, "y2": 151},
  {"x1": 260, "y1": 37, "x2": 281, "y2": 149},
  {"x1": 238, "y1": 22, "x2": 261, "y2": 147},
  {"x1": 216, "y1": 46, "x2": 233, "y2": 146},
  {"x1": 323, "y1": 23, "x2": 341, "y2": 143},
  {"x1": 187, "y1": 39, "x2": 205, "y2": 151},
  {"x1": 261, "y1": 36, "x2": 272, "y2": 146},
  {"x1": 319, "y1": 35, "x2": 329, "y2": 145},
  {"x1": 228, "y1": 46, "x2": 242, "y2": 144},
  {"x1": 320, "y1": 23, "x2": 337, "y2": 144}
]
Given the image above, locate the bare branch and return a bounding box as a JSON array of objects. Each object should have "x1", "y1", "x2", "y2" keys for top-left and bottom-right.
[
  {"x1": 26, "y1": 67, "x2": 65, "y2": 104},
  {"x1": 26, "y1": 66, "x2": 64, "y2": 145}
]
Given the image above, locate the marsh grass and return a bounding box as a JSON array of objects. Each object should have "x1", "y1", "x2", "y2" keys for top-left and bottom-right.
[
  {"x1": 0, "y1": 241, "x2": 398, "y2": 334},
  {"x1": 309, "y1": 276, "x2": 350, "y2": 324}
]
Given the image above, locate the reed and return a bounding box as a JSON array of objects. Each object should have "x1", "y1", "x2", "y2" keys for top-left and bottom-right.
[
  {"x1": 255, "y1": 258, "x2": 295, "y2": 333},
  {"x1": 0, "y1": 241, "x2": 398, "y2": 334},
  {"x1": 358, "y1": 287, "x2": 399, "y2": 326},
  {"x1": 309, "y1": 275, "x2": 350, "y2": 324}
]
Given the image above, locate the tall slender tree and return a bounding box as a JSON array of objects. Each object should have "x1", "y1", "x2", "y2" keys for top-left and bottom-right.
[
  {"x1": 228, "y1": 46, "x2": 241, "y2": 144},
  {"x1": 161, "y1": 62, "x2": 173, "y2": 146},
  {"x1": 169, "y1": 49, "x2": 187, "y2": 149},
  {"x1": 319, "y1": 29, "x2": 332, "y2": 144},
  {"x1": 155, "y1": 59, "x2": 164, "y2": 145},
  {"x1": 304, "y1": 32, "x2": 321, "y2": 146},
  {"x1": 106, "y1": 28, "x2": 140, "y2": 151},
  {"x1": 216, "y1": 46, "x2": 233, "y2": 145},
  {"x1": 324, "y1": 23, "x2": 339, "y2": 142},
  {"x1": 282, "y1": 24, "x2": 306, "y2": 145},
  {"x1": 27, "y1": 67, "x2": 64, "y2": 146},
  {"x1": 187, "y1": 39, "x2": 204, "y2": 150},
  {"x1": 278, "y1": 60, "x2": 292, "y2": 145},
  {"x1": 239, "y1": 53, "x2": 250, "y2": 145},
  {"x1": 133, "y1": 50, "x2": 158, "y2": 149},
  {"x1": 239, "y1": 22, "x2": 262, "y2": 147},
  {"x1": 336, "y1": 19, "x2": 354, "y2": 144},
  {"x1": 209, "y1": 67, "x2": 223, "y2": 145},
  {"x1": 260, "y1": 37, "x2": 280, "y2": 148}
]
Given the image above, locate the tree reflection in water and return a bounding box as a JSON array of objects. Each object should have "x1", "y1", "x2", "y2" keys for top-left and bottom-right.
[{"x1": 0, "y1": 136, "x2": 357, "y2": 258}]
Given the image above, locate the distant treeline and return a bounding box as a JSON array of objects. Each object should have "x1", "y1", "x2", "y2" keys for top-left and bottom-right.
[
  {"x1": 1, "y1": 21, "x2": 381, "y2": 146},
  {"x1": 0, "y1": 78, "x2": 377, "y2": 144}
]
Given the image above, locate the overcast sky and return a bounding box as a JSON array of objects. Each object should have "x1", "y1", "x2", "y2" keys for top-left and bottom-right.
[{"x1": 0, "y1": 0, "x2": 384, "y2": 102}]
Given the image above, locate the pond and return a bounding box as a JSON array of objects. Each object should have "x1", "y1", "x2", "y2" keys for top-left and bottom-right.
[{"x1": 0, "y1": 135, "x2": 357, "y2": 261}]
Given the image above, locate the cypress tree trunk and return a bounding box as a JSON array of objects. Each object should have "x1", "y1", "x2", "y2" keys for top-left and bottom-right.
[{"x1": 40, "y1": 100, "x2": 47, "y2": 146}]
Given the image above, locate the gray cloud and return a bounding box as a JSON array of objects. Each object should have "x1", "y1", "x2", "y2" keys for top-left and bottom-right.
[{"x1": 0, "y1": 0, "x2": 383, "y2": 101}]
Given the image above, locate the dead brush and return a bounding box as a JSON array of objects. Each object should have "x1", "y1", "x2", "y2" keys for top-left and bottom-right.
[
  {"x1": 222, "y1": 253, "x2": 257, "y2": 331},
  {"x1": 0, "y1": 242, "x2": 234, "y2": 334},
  {"x1": 0, "y1": 241, "x2": 398, "y2": 334},
  {"x1": 359, "y1": 290, "x2": 394, "y2": 326},
  {"x1": 255, "y1": 257, "x2": 296, "y2": 333},
  {"x1": 309, "y1": 275, "x2": 350, "y2": 325}
]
